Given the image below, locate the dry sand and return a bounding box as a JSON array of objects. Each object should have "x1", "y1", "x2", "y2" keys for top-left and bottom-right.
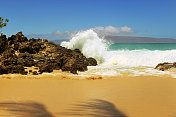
[{"x1": 0, "y1": 75, "x2": 176, "y2": 117}]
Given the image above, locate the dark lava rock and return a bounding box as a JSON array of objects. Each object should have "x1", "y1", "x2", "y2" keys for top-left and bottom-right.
[
  {"x1": 0, "y1": 65, "x2": 7, "y2": 75},
  {"x1": 155, "y1": 62, "x2": 176, "y2": 71},
  {"x1": 17, "y1": 52, "x2": 34, "y2": 67},
  {"x1": 0, "y1": 32, "x2": 97, "y2": 75},
  {"x1": 33, "y1": 71, "x2": 38, "y2": 75},
  {"x1": 7, "y1": 32, "x2": 28, "y2": 45},
  {"x1": 87, "y1": 57, "x2": 98, "y2": 66},
  {"x1": 74, "y1": 49, "x2": 81, "y2": 53},
  {"x1": 0, "y1": 35, "x2": 8, "y2": 54},
  {"x1": 43, "y1": 39, "x2": 48, "y2": 43},
  {"x1": 38, "y1": 63, "x2": 54, "y2": 74},
  {"x1": 18, "y1": 39, "x2": 43, "y2": 54},
  {"x1": 2, "y1": 48, "x2": 16, "y2": 59},
  {"x1": 3, "y1": 65, "x2": 26, "y2": 75}
]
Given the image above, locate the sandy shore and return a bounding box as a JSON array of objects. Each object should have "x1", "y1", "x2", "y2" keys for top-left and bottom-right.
[{"x1": 0, "y1": 75, "x2": 176, "y2": 117}]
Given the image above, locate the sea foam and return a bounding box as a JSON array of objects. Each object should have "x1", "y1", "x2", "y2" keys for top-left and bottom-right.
[
  {"x1": 61, "y1": 29, "x2": 108, "y2": 63},
  {"x1": 103, "y1": 49, "x2": 176, "y2": 67},
  {"x1": 61, "y1": 29, "x2": 176, "y2": 68}
]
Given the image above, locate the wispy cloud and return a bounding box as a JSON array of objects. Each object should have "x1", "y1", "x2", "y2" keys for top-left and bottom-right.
[
  {"x1": 53, "y1": 25, "x2": 134, "y2": 37},
  {"x1": 53, "y1": 30, "x2": 63, "y2": 36},
  {"x1": 27, "y1": 26, "x2": 134, "y2": 40},
  {"x1": 92, "y1": 26, "x2": 134, "y2": 36}
]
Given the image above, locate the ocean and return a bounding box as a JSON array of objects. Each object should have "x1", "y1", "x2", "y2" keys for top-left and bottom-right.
[
  {"x1": 109, "y1": 43, "x2": 176, "y2": 51},
  {"x1": 60, "y1": 29, "x2": 176, "y2": 78}
]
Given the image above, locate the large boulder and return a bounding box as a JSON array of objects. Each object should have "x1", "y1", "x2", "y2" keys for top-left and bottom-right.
[
  {"x1": 61, "y1": 57, "x2": 78, "y2": 74},
  {"x1": 155, "y1": 62, "x2": 176, "y2": 71},
  {"x1": 87, "y1": 57, "x2": 98, "y2": 66},
  {"x1": 0, "y1": 32, "x2": 98, "y2": 75}
]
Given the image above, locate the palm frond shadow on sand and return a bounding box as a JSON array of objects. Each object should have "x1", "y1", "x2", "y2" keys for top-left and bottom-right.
[
  {"x1": 60, "y1": 99, "x2": 127, "y2": 117},
  {"x1": 0, "y1": 102, "x2": 54, "y2": 117}
]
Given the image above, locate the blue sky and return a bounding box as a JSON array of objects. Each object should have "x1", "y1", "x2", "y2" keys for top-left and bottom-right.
[{"x1": 1, "y1": 0, "x2": 176, "y2": 39}]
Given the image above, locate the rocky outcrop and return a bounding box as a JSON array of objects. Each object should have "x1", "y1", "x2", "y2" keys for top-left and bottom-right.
[
  {"x1": 155, "y1": 62, "x2": 176, "y2": 71},
  {"x1": 0, "y1": 32, "x2": 97, "y2": 75},
  {"x1": 0, "y1": 35, "x2": 8, "y2": 54}
]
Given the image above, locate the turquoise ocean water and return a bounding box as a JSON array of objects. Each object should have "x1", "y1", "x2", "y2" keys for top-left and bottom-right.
[{"x1": 109, "y1": 43, "x2": 176, "y2": 50}]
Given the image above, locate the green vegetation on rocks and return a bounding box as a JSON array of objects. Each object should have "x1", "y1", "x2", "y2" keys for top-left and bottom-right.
[{"x1": 0, "y1": 17, "x2": 9, "y2": 35}]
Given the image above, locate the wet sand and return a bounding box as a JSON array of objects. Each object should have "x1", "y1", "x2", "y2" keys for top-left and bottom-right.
[{"x1": 0, "y1": 76, "x2": 176, "y2": 117}]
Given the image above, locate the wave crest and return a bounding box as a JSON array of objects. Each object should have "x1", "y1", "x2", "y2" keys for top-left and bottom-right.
[
  {"x1": 61, "y1": 29, "x2": 176, "y2": 67},
  {"x1": 61, "y1": 29, "x2": 109, "y2": 63}
]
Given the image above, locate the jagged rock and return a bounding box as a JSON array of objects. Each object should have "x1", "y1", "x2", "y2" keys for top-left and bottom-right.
[
  {"x1": 87, "y1": 57, "x2": 98, "y2": 66},
  {"x1": 61, "y1": 57, "x2": 77, "y2": 74},
  {"x1": 74, "y1": 49, "x2": 81, "y2": 53},
  {"x1": 2, "y1": 65, "x2": 26, "y2": 75},
  {"x1": 38, "y1": 63, "x2": 54, "y2": 74},
  {"x1": 7, "y1": 32, "x2": 28, "y2": 45},
  {"x1": 33, "y1": 71, "x2": 38, "y2": 75},
  {"x1": 0, "y1": 32, "x2": 98, "y2": 75},
  {"x1": 8, "y1": 65, "x2": 25, "y2": 74},
  {"x1": 17, "y1": 52, "x2": 34, "y2": 67},
  {"x1": 0, "y1": 65, "x2": 7, "y2": 74},
  {"x1": 155, "y1": 62, "x2": 176, "y2": 71},
  {"x1": 43, "y1": 39, "x2": 48, "y2": 42},
  {"x1": 2, "y1": 57, "x2": 18, "y2": 66},
  {"x1": 2, "y1": 48, "x2": 16, "y2": 58},
  {"x1": 18, "y1": 39, "x2": 43, "y2": 54},
  {"x1": 0, "y1": 35, "x2": 8, "y2": 54}
]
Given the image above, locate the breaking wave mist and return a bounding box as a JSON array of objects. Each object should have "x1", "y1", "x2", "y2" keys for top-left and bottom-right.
[
  {"x1": 61, "y1": 29, "x2": 108, "y2": 63},
  {"x1": 61, "y1": 29, "x2": 176, "y2": 68}
]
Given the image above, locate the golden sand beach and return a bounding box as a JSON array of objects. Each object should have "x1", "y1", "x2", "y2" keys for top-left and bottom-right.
[{"x1": 0, "y1": 74, "x2": 176, "y2": 117}]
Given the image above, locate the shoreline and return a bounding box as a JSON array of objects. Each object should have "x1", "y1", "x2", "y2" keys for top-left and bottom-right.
[
  {"x1": 0, "y1": 67, "x2": 175, "y2": 80},
  {"x1": 0, "y1": 72, "x2": 174, "y2": 80}
]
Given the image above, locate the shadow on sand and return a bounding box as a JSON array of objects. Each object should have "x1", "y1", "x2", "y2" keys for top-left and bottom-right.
[
  {"x1": 59, "y1": 99, "x2": 127, "y2": 117},
  {"x1": 0, "y1": 99, "x2": 127, "y2": 117},
  {"x1": 0, "y1": 101, "x2": 54, "y2": 117}
]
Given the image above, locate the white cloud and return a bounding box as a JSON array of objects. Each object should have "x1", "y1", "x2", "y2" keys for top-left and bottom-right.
[
  {"x1": 53, "y1": 25, "x2": 134, "y2": 37},
  {"x1": 92, "y1": 26, "x2": 134, "y2": 36},
  {"x1": 28, "y1": 25, "x2": 134, "y2": 40},
  {"x1": 53, "y1": 30, "x2": 79, "y2": 37},
  {"x1": 53, "y1": 30, "x2": 63, "y2": 36}
]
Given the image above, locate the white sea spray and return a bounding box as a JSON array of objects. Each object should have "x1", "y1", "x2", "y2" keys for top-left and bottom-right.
[{"x1": 61, "y1": 29, "x2": 176, "y2": 77}]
